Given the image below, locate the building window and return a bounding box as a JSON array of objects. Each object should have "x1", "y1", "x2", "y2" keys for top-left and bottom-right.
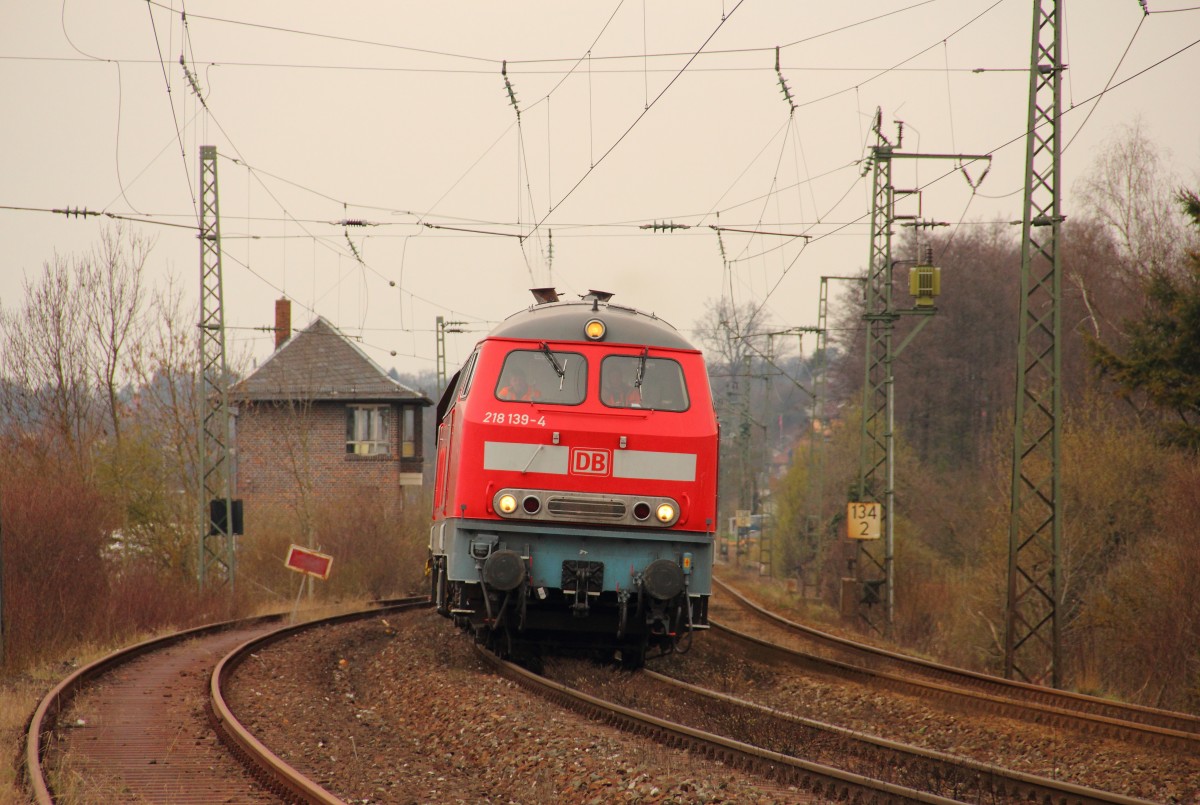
[
  {"x1": 401, "y1": 406, "x2": 416, "y2": 458},
  {"x1": 347, "y1": 405, "x2": 389, "y2": 455}
]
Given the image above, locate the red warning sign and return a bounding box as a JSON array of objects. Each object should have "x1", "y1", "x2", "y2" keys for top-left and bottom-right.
[{"x1": 285, "y1": 545, "x2": 334, "y2": 580}]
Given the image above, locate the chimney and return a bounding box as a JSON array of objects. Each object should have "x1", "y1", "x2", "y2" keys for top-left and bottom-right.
[{"x1": 274, "y1": 298, "x2": 292, "y2": 349}]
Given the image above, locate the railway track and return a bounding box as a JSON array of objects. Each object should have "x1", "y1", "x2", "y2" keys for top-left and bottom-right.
[
  {"x1": 485, "y1": 648, "x2": 1153, "y2": 804},
  {"x1": 712, "y1": 575, "x2": 1200, "y2": 752},
  {"x1": 25, "y1": 598, "x2": 428, "y2": 804},
  {"x1": 27, "y1": 580, "x2": 1190, "y2": 803},
  {"x1": 638, "y1": 670, "x2": 1155, "y2": 805},
  {"x1": 476, "y1": 646, "x2": 960, "y2": 803}
]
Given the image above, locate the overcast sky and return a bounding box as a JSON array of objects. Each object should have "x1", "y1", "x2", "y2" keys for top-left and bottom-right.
[{"x1": 3, "y1": 1, "x2": 1198, "y2": 377}]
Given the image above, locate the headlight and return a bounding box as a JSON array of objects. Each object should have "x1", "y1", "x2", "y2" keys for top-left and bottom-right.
[
  {"x1": 584, "y1": 319, "x2": 606, "y2": 340},
  {"x1": 497, "y1": 493, "x2": 518, "y2": 514},
  {"x1": 655, "y1": 503, "x2": 676, "y2": 523}
]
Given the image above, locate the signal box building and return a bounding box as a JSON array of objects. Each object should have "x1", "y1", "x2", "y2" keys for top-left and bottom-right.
[{"x1": 230, "y1": 301, "x2": 431, "y2": 521}]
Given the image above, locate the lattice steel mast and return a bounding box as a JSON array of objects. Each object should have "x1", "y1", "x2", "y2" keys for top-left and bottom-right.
[
  {"x1": 435, "y1": 316, "x2": 469, "y2": 398},
  {"x1": 856, "y1": 113, "x2": 987, "y2": 634},
  {"x1": 856, "y1": 113, "x2": 896, "y2": 635},
  {"x1": 1006, "y1": 0, "x2": 1065, "y2": 687},
  {"x1": 198, "y1": 145, "x2": 235, "y2": 592}
]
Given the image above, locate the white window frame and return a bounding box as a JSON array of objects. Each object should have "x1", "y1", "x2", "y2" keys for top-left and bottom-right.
[{"x1": 347, "y1": 405, "x2": 390, "y2": 456}]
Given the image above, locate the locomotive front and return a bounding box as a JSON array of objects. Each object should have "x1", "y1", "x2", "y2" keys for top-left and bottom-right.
[{"x1": 429, "y1": 290, "x2": 718, "y2": 665}]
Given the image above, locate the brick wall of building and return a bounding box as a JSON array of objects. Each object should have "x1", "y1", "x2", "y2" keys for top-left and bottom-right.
[{"x1": 235, "y1": 400, "x2": 424, "y2": 518}]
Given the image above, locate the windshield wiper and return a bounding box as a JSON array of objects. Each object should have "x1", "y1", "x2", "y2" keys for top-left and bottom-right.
[
  {"x1": 540, "y1": 342, "x2": 565, "y2": 389},
  {"x1": 634, "y1": 346, "x2": 648, "y2": 389}
]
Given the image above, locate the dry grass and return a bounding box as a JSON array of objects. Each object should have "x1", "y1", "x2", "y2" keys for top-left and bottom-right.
[
  {"x1": 0, "y1": 671, "x2": 55, "y2": 805},
  {"x1": 717, "y1": 563, "x2": 830, "y2": 624},
  {"x1": 0, "y1": 636, "x2": 163, "y2": 805}
]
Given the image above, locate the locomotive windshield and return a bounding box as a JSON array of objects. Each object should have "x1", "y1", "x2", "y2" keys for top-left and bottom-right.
[
  {"x1": 496, "y1": 349, "x2": 587, "y2": 404},
  {"x1": 600, "y1": 355, "x2": 689, "y2": 411}
]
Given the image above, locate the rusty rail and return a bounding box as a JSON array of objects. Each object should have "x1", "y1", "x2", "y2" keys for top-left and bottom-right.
[
  {"x1": 209, "y1": 598, "x2": 431, "y2": 804},
  {"x1": 643, "y1": 669, "x2": 1156, "y2": 805},
  {"x1": 25, "y1": 598, "x2": 428, "y2": 804},
  {"x1": 712, "y1": 575, "x2": 1200, "y2": 750},
  {"x1": 475, "y1": 645, "x2": 964, "y2": 804}
]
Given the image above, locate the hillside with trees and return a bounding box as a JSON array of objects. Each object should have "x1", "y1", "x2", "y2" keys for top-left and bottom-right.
[{"x1": 725, "y1": 127, "x2": 1200, "y2": 711}]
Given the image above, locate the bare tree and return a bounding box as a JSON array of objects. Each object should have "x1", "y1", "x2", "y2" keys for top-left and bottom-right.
[
  {"x1": 1075, "y1": 120, "x2": 1192, "y2": 281},
  {"x1": 0, "y1": 254, "x2": 97, "y2": 467},
  {"x1": 119, "y1": 277, "x2": 204, "y2": 573},
  {"x1": 0, "y1": 225, "x2": 153, "y2": 473},
  {"x1": 694, "y1": 297, "x2": 777, "y2": 526},
  {"x1": 693, "y1": 297, "x2": 770, "y2": 371},
  {"x1": 82, "y1": 224, "x2": 151, "y2": 446}
]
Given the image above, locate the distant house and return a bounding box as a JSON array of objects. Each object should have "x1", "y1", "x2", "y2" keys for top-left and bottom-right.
[{"x1": 230, "y1": 300, "x2": 431, "y2": 520}]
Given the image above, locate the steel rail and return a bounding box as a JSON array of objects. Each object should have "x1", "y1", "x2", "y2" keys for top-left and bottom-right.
[
  {"x1": 210, "y1": 597, "x2": 432, "y2": 804},
  {"x1": 475, "y1": 646, "x2": 964, "y2": 804},
  {"x1": 713, "y1": 575, "x2": 1200, "y2": 746},
  {"x1": 643, "y1": 669, "x2": 1156, "y2": 805},
  {"x1": 25, "y1": 597, "x2": 428, "y2": 804},
  {"x1": 24, "y1": 613, "x2": 287, "y2": 804}
]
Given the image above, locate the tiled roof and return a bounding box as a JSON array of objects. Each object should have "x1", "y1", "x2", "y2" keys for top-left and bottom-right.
[{"x1": 230, "y1": 316, "x2": 430, "y2": 404}]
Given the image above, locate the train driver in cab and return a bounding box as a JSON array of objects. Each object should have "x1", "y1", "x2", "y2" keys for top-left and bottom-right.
[
  {"x1": 601, "y1": 362, "x2": 642, "y2": 408},
  {"x1": 498, "y1": 365, "x2": 541, "y2": 401}
]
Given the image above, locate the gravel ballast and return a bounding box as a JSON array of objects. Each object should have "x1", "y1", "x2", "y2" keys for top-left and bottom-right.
[{"x1": 229, "y1": 610, "x2": 794, "y2": 804}]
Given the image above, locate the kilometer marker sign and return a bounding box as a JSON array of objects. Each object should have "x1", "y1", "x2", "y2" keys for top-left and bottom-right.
[
  {"x1": 285, "y1": 544, "x2": 334, "y2": 580},
  {"x1": 846, "y1": 502, "x2": 882, "y2": 540}
]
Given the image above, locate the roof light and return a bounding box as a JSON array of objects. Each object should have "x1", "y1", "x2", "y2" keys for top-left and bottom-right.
[{"x1": 584, "y1": 319, "x2": 606, "y2": 341}]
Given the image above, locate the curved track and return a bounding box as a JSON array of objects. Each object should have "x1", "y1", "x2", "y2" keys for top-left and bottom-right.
[
  {"x1": 711, "y1": 575, "x2": 1200, "y2": 751},
  {"x1": 26, "y1": 598, "x2": 428, "y2": 804},
  {"x1": 477, "y1": 645, "x2": 967, "y2": 803},
  {"x1": 210, "y1": 598, "x2": 430, "y2": 803},
  {"x1": 639, "y1": 669, "x2": 1154, "y2": 804}
]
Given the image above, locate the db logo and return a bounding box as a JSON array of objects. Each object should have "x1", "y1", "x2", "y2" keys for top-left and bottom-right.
[{"x1": 570, "y1": 447, "x2": 612, "y2": 476}]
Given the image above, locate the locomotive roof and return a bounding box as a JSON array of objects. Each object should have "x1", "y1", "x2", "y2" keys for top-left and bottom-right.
[{"x1": 489, "y1": 300, "x2": 696, "y2": 350}]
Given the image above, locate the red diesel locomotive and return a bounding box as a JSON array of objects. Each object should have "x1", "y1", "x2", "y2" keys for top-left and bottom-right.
[{"x1": 429, "y1": 289, "x2": 718, "y2": 664}]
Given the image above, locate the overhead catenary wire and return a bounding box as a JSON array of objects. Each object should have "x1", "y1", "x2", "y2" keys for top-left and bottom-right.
[
  {"x1": 750, "y1": 27, "x2": 1200, "y2": 316},
  {"x1": 694, "y1": 0, "x2": 1011, "y2": 315},
  {"x1": 527, "y1": 0, "x2": 748, "y2": 241},
  {"x1": 17, "y1": 0, "x2": 1198, "y2": 374},
  {"x1": 0, "y1": 53, "x2": 1032, "y2": 76},
  {"x1": 142, "y1": 3, "x2": 503, "y2": 337},
  {"x1": 737, "y1": 7, "x2": 1196, "y2": 326},
  {"x1": 142, "y1": 0, "x2": 198, "y2": 218},
  {"x1": 0, "y1": 204, "x2": 200, "y2": 230},
  {"x1": 47, "y1": 0, "x2": 1033, "y2": 251},
  {"x1": 136, "y1": 0, "x2": 956, "y2": 73}
]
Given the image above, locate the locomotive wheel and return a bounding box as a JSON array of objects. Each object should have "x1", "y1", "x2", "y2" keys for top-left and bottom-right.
[{"x1": 619, "y1": 637, "x2": 648, "y2": 669}]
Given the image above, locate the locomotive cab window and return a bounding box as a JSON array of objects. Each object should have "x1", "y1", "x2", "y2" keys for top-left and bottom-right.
[
  {"x1": 495, "y1": 348, "x2": 587, "y2": 405},
  {"x1": 601, "y1": 354, "x2": 689, "y2": 412},
  {"x1": 437, "y1": 349, "x2": 480, "y2": 427},
  {"x1": 458, "y1": 350, "x2": 480, "y2": 399}
]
